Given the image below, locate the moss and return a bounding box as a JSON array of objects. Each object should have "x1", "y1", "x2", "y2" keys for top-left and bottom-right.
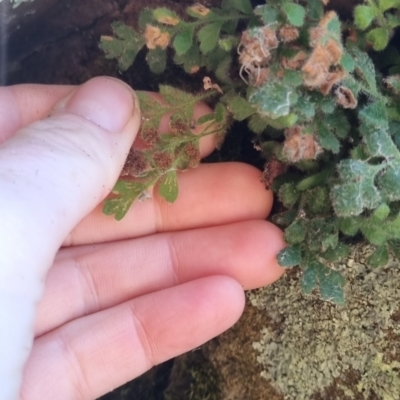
[
  {"x1": 164, "y1": 350, "x2": 221, "y2": 400},
  {"x1": 249, "y1": 244, "x2": 400, "y2": 399}
]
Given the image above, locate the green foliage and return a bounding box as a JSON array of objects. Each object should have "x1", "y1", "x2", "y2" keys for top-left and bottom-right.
[
  {"x1": 301, "y1": 260, "x2": 345, "y2": 305},
  {"x1": 99, "y1": 22, "x2": 145, "y2": 71},
  {"x1": 100, "y1": 0, "x2": 400, "y2": 305},
  {"x1": 277, "y1": 245, "x2": 302, "y2": 267},
  {"x1": 282, "y1": 2, "x2": 306, "y2": 27},
  {"x1": 353, "y1": 0, "x2": 400, "y2": 51},
  {"x1": 102, "y1": 87, "x2": 228, "y2": 220}
]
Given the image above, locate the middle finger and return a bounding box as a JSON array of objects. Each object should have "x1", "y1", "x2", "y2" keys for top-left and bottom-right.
[{"x1": 35, "y1": 220, "x2": 284, "y2": 337}]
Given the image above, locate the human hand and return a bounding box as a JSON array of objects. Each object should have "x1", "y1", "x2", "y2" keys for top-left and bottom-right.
[{"x1": 0, "y1": 77, "x2": 285, "y2": 399}]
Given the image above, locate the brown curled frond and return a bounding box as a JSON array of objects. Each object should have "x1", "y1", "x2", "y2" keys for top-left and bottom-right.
[
  {"x1": 278, "y1": 26, "x2": 299, "y2": 43},
  {"x1": 203, "y1": 76, "x2": 223, "y2": 94},
  {"x1": 122, "y1": 149, "x2": 149, "y2": 177},
  {"x1": 282, "y1": 51, "x2": 308, "y2": 70},
  {"x1": 141, "y1": 127, "x2": 160, "y2": 146},
  {"x1": 319, "y1": 69, "x2": 346, "y2": 95},
  {"x1": 283, "y1": 127, "x2": 323, "y2": 162},
  {"x1": 262, "y1": 159, "x2": 288, "y2": 189},
  {"x1": 334, "y1": 86, "x2": 358, "y2": 109},
  {"x1": 153, "y1": 151, "x2": 174, "y2": 170}
]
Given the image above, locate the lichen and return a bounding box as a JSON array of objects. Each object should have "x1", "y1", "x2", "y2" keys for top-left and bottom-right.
[{"x1": 249, "y1": 244, "x2": 400, "y2": 399}]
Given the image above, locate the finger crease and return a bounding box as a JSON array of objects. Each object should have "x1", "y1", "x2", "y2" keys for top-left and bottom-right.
[
  {"x1": 166, "y1": 235, "x2": 180, "y2": 285},
  {"x1": 57, "y1": 332, "x2": 90, "y2": 399},
  {"x1": 73, "y1": 255, "x2": 101, "y2": 316},
  {"x1": 128, "y1": 304, "x2": 155, "y2": 369}
]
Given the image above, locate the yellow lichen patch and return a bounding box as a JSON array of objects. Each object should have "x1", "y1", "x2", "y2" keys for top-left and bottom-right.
[
  {"x1": 144, "y1": 25, "x2": 170, "y2": 49},
  {"x1": 250, "y1": 244, "x2": 400, "y2": 400},
  {"x1": 188, "y1": 3, "x2": 210, "y2": 16}
]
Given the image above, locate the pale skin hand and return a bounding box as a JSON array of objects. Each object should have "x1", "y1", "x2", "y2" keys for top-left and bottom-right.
[{"x1": 0, "y1": 77, "x2": 285, "y2": 400}]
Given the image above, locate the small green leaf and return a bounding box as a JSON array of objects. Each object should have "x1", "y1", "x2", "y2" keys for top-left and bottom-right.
[
  {"x1": 138, "y1": 9, "x2": 154, "y2": 30},
  {"x1": 340, "y1": 51, "x2": 355, "y2": 73},
  {"x1": 248, "y1": 114, "x2": 269, "y2": 134},
  {"x1": 307, "y1": 0, "x2": 324, "y2": 20},
  {"x1": 373, "y1": 203, "x2": 391, "y2": 220},
  {"x1": 332, "y1": 160, "x2": 383, "y2": 217},
  {"x1": 317, "y1": 121, "x2": 341, "y2": 154},
  {"x1": 367, "y1": 27, "x2": 390, "y2": 51},
  {"x1": 296, "y1": 95, "x2": 316, "y2": 119},
  {"x1": 272, "y1": 209, "x2": 298, "y2": 228},
  {"x1": 225, "y1": 94, "x2": 256, "y2": 121},
  {"x1": 348, "y1": 46, "x2": 378, "y2": 95},
  {"x1": 387, "y1": 12, "x2": 400, "y2": 28},
  {"x1": 219, "y1": 36, "x2": 238, "y2": 52},
  {"x1": 354, "y1": 5, "x2": 375, "y2": 30},
  {"x1": 174, "y1": 43, "x2": 202, "y2": 73},
  {"x1": 153, "y1": 8, "x2": 180, "y2": 25},
  {"x1": 103, "y1": 180, "x2": 152, "y2": 221},
  {"x1": 284, "y1": 220, "x2": 305, "y2": 245},
  {"x1": 198, "y1": 22, "x2": 223, "y2": 54},
  {"x1": 282, "y1": 2, "x2": 306, "y2": 27},
  {"x1": 339, "y1": 217, "x2": 360, "y2": 236},
  {"x1": 304, "y1": 186, "x2": 331, "y2": 215},
  {"x1": 147, "y1": 47, "x2": 167, "y2": 74},
  {"x1": 249, "y1": 80, "x2": 297, "y2": 119},
  {"x1": 278, "y1": 182, "x2": 300, "y2": 208},
  {"x1": 277, "y1": 245, "x2": 302, "y2": 268},
  {"x1": 301, "y1": 261, "x2": 345, "y2": 304},
  {"x1": 282, "y1": 70, "x2": 303, "y2": 87},
  {"x1": 99, "y1": 22, "x2": 145, "y2": 71},
  {"x1": 173, "y1": 26, "x2": 195, "y2": 55},
  {"x1": 361, "y1": 221, "x2": 388, "y2": 245},
  {"x1": 320, "y1": 243, "x2": 350, "y2": 262},
  {"x1": 319, "y1": 269, "x2": 345, "y2": 305},
  {"x1": 197, "y1": 113, "x2": 216, "y2": 125},
  {"x1": 254, "y1": 5, "x2": 278, "y2": 25},
  {"x1": 158, "y1": 170, "x2": 179, "y2": 202},
  {"x1": 301, "y1": 262, "x2": 319, "y2": 294},
  {"x1": 221, "y1": 0, "x2": 253, "y2": 14},
  {"x1": 378, "y1": 161, "x2": 400, "y2": 201},
  {"x1": 367, "y1": 245, "x2": 389, "y2": 268},
  {"x1": 378, "y1": 0, "x2": 400, "y2": 12}
]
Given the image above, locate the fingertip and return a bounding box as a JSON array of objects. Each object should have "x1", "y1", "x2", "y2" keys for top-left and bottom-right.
[{"x1": 59, "y1": 76, "x2": 138, "y2": 133}]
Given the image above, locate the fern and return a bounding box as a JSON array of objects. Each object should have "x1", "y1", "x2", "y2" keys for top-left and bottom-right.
[{"x1": 100, "y1": 0, "x2": 400, "y2": 304}]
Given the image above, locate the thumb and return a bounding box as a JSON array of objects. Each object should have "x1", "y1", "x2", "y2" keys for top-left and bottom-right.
[{"x1": 0, "y1": 77, "x2": 140, "y2": 399}]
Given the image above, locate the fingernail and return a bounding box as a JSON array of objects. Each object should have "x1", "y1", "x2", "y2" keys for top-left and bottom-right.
[{"x1": 64, "y1": 77, "x2": 135, "y2": 132}]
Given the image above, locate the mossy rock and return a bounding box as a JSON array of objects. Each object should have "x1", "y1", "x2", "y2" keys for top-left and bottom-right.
[{"x1": 166, "y1": 244, "x2": 400, "y2": 400}]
